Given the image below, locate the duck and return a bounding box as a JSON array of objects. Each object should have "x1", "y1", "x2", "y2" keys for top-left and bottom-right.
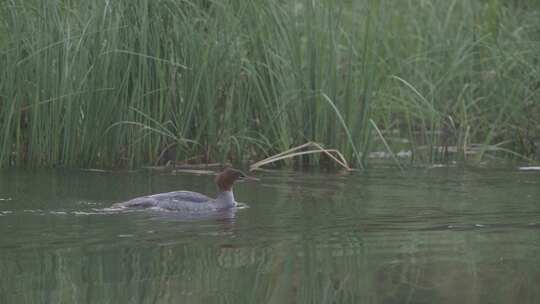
[{"x1": 113, "y1": 168, "x2": 258, "y2": 212}]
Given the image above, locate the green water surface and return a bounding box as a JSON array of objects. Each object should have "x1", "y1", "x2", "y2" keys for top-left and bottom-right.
[{"x1": 1, "y1": 167, "x2": 539, "y2": 303}]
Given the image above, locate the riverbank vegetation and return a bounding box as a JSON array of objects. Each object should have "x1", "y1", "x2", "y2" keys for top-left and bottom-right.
[{"x1": 1, "y1": 0, "x2": 539, "y2": 169}]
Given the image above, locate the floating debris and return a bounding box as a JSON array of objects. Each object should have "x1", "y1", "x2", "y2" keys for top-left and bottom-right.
[
  {"x1": 80, "y1": 168, "x2": 111, "y2": 173},
  {"x1": 142, "y1": 165, "x2": 173, "y2": 171},
  {"x1": 429, "y1": 164, "x2": 451, "y2": 169},
  {"x1": 75, "y1": 200, "x2": 99, "y2": 206},
  {"x1": 368, "y1": 150, "x2": 412, "y2": 159},
  {"x1": 519, "y1": 166, "x2": 540, "y2": 171},
  {"x1": 49, "y1": 211, "x2": 67, "y2": 215},
  {"x1": 72, "y1": 211, "x2": 102, "y2": 215},
  {"x1": 145, "y1": 162, "x2": 230, "y2": 174},
  {"x1": 174, "y1": 163, "x2": 227, "y2": 169},
  {"x1": 172, "y1": 169, "x2": 215, "y2": 175},
  {"x1": 23, "y1": 209, "x2": 44, "y2": 213},
  {"x1": 0, "y1": 198, "x2": 12, "y2": 201}
]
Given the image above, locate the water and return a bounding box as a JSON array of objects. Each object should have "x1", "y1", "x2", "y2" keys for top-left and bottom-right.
[{"x1": 1, "y1": 167, "x2": 539, "y2": 303}]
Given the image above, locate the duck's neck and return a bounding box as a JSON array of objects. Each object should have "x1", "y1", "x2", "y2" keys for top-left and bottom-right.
[{"x1": 215, "y1": 190, "x2": 236, "y2": 208}]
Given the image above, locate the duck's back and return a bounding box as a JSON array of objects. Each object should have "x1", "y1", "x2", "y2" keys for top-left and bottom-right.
[{"x1": 114, "y1": 191, "x2": 215, "y2": 211}]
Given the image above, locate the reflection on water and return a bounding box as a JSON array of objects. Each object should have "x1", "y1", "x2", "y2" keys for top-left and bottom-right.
[{"x1": 0, "y1": 167, "x2": 539, "y2": 303}]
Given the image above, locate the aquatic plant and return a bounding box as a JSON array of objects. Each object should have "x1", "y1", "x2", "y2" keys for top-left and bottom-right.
[{"x1": 0, "y1": 0, "x2": 538, "y2": 168}]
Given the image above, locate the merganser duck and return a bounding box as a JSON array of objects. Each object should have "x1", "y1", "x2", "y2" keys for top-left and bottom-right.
[{"x1": 113, "y1": 168, "x2": 258, "y2": 212}]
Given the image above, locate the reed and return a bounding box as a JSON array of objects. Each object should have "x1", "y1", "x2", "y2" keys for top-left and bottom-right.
[{"x1": 0, "y1": 0, "x2": 539, "y2": 169}]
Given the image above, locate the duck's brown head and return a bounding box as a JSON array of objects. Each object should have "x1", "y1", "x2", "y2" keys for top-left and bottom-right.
[{"x1": 215, "y1": 168, "x2": 259, "y2": 192}]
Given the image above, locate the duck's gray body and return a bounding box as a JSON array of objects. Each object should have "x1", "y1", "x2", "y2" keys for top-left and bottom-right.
[{"x1": 114, "y1": 190, "x2": 237, "y2": 212}]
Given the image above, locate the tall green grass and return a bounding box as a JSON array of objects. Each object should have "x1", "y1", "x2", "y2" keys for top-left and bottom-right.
[{"x1": 0, "y1": 0, "x2": 539, "y2": 168}]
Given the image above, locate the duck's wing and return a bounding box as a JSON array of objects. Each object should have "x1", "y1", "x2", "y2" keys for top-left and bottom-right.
[
  {"x1": 115, "y1": 191, "x2": 212, "y2": 209},
  {"x1": 150, "y1": 191, "x2": 212, "y2": 203}
]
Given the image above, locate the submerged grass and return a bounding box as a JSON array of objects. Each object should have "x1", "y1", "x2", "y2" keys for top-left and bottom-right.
[{"x1": 0, "y1": 0, "x2": 539, "y2": 169}]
